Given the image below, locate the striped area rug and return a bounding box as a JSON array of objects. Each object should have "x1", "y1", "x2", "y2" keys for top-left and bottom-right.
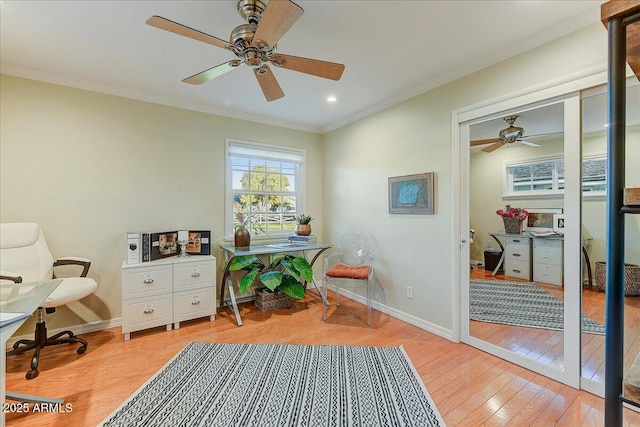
[
  {"x1": 470, "y1": 279, "x2": 605, "y2": 334},
  {"x1": 99, "y1": 342, "x2": 444, "y2": 427}
]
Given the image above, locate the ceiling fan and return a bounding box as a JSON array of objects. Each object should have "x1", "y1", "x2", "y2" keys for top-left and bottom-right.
[
  {"x1": 146, "y1": 0, "x2": 345, "y2": 102},
  {"x1": 470, "y1": 115, "x2": 542, "y2": 153}
]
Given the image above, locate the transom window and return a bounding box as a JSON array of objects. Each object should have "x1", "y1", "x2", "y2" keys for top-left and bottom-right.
[
  {"x1": 505, "y1": 154, "x2": 606, "y2": 197},
  {"x1": 226, "y1": 139, "x2": 305, "y2": 237}
]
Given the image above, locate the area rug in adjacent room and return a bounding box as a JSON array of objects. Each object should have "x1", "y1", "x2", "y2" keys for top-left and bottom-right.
[
  {"x1": 99, "y1": 342, "x2": 445, "y2": 427},
  {"x1": 470, "y1": 279, "x2": 605, "y2": 334}
]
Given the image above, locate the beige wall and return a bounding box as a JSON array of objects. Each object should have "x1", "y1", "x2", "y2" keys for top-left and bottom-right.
[
  {"x1": 0, "y1": 75, "x2": 323, "y2": 333},
  {"x1": 321, "y1": 23, "x2": 609, "y2": 332},
  {"x1": 1, "y1": 22, "x2": 616, "y2": 338}
]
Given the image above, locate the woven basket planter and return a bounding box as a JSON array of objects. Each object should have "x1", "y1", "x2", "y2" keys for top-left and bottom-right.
[
  {"x1": 254, "y1": 288, "x2": 291, "y2": 311},
  {"x1": 594, "y1": 262, "x2": 640, "y2": 296},
  {"x1": 503, "y1": 217, "x2": 523, "y2": 234}
]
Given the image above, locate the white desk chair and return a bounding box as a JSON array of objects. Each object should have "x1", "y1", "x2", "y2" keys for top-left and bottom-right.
[{"x1": 0, "y1": 223, "x2": 97, "y2": 379}]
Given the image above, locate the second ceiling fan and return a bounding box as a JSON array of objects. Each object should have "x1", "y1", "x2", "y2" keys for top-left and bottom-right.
[
  {"x1": 471, "y1": 115, "x2": 542, "y2": 153},
  {"x1": 147, "y1": 0, "x2": 345, "y2": 102}
]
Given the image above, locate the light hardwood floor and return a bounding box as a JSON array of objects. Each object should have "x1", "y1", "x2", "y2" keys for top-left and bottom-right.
[
  {"x1": 5, "y1": 290, "x2": 640, "y2": 426},
  {"x1": 470, "y1": 267, "x2": 640, "y2": 387}
]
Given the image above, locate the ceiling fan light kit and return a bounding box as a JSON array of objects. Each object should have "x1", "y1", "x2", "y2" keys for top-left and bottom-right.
[{"x1": 146, "y1": 0, "x2": 345, "y2": 102}]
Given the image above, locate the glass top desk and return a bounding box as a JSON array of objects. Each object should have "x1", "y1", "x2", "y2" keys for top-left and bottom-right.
[
  {"x1": 220, "y1": 243, "x2": 332, "y2": 326},
  {"x1": 1, "y1": 279, "x2": 64, "y2": 412}
]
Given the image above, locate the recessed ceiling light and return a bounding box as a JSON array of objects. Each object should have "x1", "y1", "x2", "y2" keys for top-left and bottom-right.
[{"x1": 327, "y1": 96, "x2": 337, "y2": 103}]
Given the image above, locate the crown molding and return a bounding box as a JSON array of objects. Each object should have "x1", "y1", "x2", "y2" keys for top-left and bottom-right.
[{"x1": 319, "y1": 7, "x2": 602, "y2": 133}]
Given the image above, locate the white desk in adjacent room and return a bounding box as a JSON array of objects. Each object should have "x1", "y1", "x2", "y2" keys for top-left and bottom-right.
[{"x1": 488, "y1": 232, "x2": 593, "y2": 286}]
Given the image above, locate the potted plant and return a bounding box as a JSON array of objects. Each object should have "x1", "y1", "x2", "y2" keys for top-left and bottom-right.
[
  {"x1": 496, "y1": 205, "x2": 528, "y2": 234},
  {"x1": 228, "y1": 254, "x2": 314, "y2": 311},
  {"x1": 294, "y1": 213, "x2": 313, "y2": 236}
]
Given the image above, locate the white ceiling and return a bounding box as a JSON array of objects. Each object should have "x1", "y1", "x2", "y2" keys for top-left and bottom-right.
[{"x1": 0, "y1": 0, "x2": 604, "y2": 134}]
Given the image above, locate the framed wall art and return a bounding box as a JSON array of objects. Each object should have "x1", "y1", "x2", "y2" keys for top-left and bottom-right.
[
  {"x1": 388, "y1": 172, "x2": 435, "y2": 215},
  {"x1": 523, "y1": 208, "x2": 563, "y2": 232}
]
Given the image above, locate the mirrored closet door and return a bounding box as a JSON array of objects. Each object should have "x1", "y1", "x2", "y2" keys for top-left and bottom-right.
[
  {"x1": 580, "y1": 80, "x2": 640, "y2": 396},
  {"x1": 467, "y1": 101, "x2": 568, "y2": 376}
]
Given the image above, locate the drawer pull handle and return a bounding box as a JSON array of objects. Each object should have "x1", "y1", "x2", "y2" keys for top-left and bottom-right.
[
  {"x1": 191, "y1": 272, "x2": 201, "y2": 278},
  {"x1": 191, "y1": 299, "x2": 201, "y2": 305},
  {"x1": 143, "y1": 278, "x2": 154, "y2": 284},
  {"x1": 513, "y1": 269, "x2": 521, "y2": 273},
  {"x1": 143, "y1": 308, "x2": 155, "y2": 314},
  {"x1": 513, "y1": 254, "x2": 521, "y2": 257}
]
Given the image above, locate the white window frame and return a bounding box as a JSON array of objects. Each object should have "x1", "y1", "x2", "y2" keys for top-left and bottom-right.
[
  {"x1": 504, "y1": 154, "x2": 607, "y2": 198},
  {"x1": 225, "y1": 139, "x2": 305, "y2": 240},
  {"x1": 504, "y1": 155, "x2": 564, "y2": 197}
]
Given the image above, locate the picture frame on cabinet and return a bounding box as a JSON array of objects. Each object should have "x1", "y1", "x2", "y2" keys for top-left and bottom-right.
[
  {"x1": 150, "y1": 231, "x2": 178, "y2": 260},
  {"x1": 523, "y1": 208, "x2": 563, "y2": 232},
  {"x1": 553, "y1": 214, "x2": 565, "y2": 233},
  {"x1": 186, "y1": 230, "x2": 211, "y2": 255}
]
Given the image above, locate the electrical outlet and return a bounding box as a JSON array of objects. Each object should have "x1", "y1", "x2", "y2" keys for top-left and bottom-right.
[{"x1": 407, "y1": 286, "x2": 413, "y2": 299}]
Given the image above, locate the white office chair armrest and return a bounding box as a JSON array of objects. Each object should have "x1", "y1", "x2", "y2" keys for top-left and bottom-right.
[
  {"x1": 0, "y1": 270, "x2": 23, "y2": 283},
  {"x1": 54, "y1": 257, "x2": 92, "y2": 277},
  {"x1": 57, "y1": 256, "x2": 91, "y2": 263}
]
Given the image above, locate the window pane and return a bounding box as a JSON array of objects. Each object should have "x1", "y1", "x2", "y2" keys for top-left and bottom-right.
[
  {"x1": 512, "y1": 165, "x2": 533, "y2": 192},
  {"x1": 583, "y1": 158, "x2": 607, "y2": 192},
  {"x1": 228, "y1": 142, "x2": 303, "y2": 237},
  {"x1": 556, "y1": 161, "x2": 565, "y2": 190}
]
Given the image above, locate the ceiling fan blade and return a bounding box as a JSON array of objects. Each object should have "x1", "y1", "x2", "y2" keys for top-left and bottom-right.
[
  {"x1": 482, "y1": 141, "x2": 504, "y2": 153},
  {"x1": 146, "y1": 16, "x2": 233, "y2": 51},
  {"x1": 470, "y1": 138, "x2": 500, "y2": 147},
  {"x1": 252, "y1": 0, "x2": 303, "y2": 49},
  {"x1": 270, "y1": 54, "x2": 345, "y2": 80},
  {"x1": 183, "y1": 61, "x2": 241, "y2": 85},
  {"x1": 522, "y1": 132, "x2": 564, "y2": 140},
  {"x1": 518, "y1": 139, "x2": 542, "y2": 147},
  {"x1": 254, "y1": 65, "x2": 285, "y2": 102}
]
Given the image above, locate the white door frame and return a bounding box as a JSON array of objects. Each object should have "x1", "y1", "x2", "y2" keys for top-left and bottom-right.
[{"x1": 451, "y1": 68, "x2": 608, "y2": 389}]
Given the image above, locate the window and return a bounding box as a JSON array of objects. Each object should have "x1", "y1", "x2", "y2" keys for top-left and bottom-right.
[
  {"x1": 226, "y1": 139, "x2": 304, "y2": 237},
  {"x1": 505, "y1": 154, "x2": 606, "y2": 197}
]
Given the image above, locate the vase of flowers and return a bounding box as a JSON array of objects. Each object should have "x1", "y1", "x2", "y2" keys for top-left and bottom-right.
[
  {"x1": 294, "y1": 213, "x2": 313, "y2": 236},
  {"x1": 496, "y1": 205, "x2": 528, "y2": 234}
]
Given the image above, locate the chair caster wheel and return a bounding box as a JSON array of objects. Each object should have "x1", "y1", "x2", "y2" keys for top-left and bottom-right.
[
  {"x1": 77, "y1": 347, "x2": 86, "y2": 355},
  {"x1": 26, "y1": 369, "x2": 39, "y2": 380}
]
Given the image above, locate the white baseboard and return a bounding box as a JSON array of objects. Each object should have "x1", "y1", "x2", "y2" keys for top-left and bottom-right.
[
  {"x1": 326, "y1": 286, "x2": 454, "y2": 341},
  {"x1": 471, "y1": 259, "x2": 484, "y2": 267}
]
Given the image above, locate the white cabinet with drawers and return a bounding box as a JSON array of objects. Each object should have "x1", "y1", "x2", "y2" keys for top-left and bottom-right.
[
  {"x1": 533, "y1": 239, "x2": 563, "y2": 285},
  {"x1": 121, "y1": 255, "x2": 216, "y2": 340},
  {"x1": 505, "y1": 236, "x2": 531, "y2": 280}
]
